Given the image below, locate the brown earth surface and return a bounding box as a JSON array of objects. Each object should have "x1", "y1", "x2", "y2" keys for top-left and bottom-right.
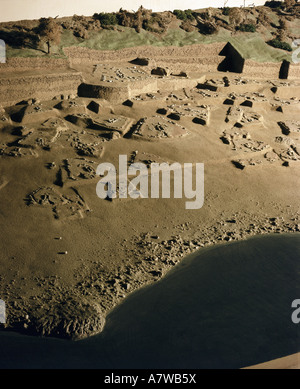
[
  {"x1": 0, "y1": 43, "x2": 299, "y2": 369},
  {"x1": 244, "y1": 352, "x2": 300, "y2": 369}
]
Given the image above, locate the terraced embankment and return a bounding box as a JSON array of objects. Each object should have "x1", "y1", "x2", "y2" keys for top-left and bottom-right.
[
  {"x1": 0, "y1": 70, "x2": 83, "y2": 106},
  {"x1": 0, "y1": 41, "x2": 299, "y2": 108}
]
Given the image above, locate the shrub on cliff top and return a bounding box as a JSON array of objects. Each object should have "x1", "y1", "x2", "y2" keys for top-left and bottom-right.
[
  {"x1": 238, "y1": 23, "x2": 256, "y2": 32},
  {"x1": 173, "y1": 9, "x2": 195, "y2": 21},
  {"x1": 264, "y1": 1, "x2": 284, "y2": 9},
  {"x1": 222, "y1": 7, "x2": 230, "y2": 16},
  {"x1": 95, "y1": 13, "x2": 118, "y2": 26},
  {"x1": 267, "y1": 38, "x2": 292, "y2": 51}
]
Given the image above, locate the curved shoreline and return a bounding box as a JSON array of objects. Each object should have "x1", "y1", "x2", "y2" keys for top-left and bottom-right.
[
  {"x1": 1, "y1": 215, "x2": 299, "y2": 341},
  {"x1": 0, "y1": 232, "x2": 299, "y2": 369}
]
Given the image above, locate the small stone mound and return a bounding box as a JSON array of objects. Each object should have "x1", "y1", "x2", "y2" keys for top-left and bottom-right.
[
  {"x1": 87, "y1": 100, "x2": 101, "y2": 114},
  {"x1": 167, "y1": 112, "x2": 181, "y2": 121},
  {"x1": 41, "y1": 117, "x2": 69, "y2": 131},
  {"x1": 156, "y1": 108, "x2": 168, "y2": 115},
  {"x1": 240, "y1": 100, "x2": 253, "y2": 107},
  {"x1": 193, "y1": 117, "x2": 207, "y2": 126},
  {"x1": 280, "y1": 146, "x2": 300, "y2": 162},
  {"x1": 241, "y1": 111, "x2": 263, "y2": 124},
  {"x1": 11, "y1": 126, "x2": 33, "y2": 136},
  {"x1": 10, "y1": 103, "x2": 59, "y2": 124},
  {"x1": 221, "y1": 130, "x2": 270, "y2": 153},
  {"x1": 91, "y1": 115, "x2": 134, "y2": 136},
  {"x1": 166, "y1": 104, "x2": 210, "y2": 126},
  {"x1": 223, "y1": 76, "x2": 230, "y2": 87},
  {"x1": 197, "y1": 82, "x2": 218, "y2": 92},
  {"x1": 131, "y1": 116, "x2": 189, "y2": 141},
  {"x1": 130, "y1": 57, "x2": 150, "y2": 66},
  {"x1": 225, "y1": 106, "x2": 244, "y2": 123},
  {"x1": 27, "y1": 296, "x2": 105, "y2": 340},
  {"x1": 63, "y1": 157, "x2": 97, "y2": 182},
  {"x1": 151, "y1": 67, "x2": 168, "y2": 76},
  {"x1": 231, "y1": 159, "x2": 263, "y2": 170},
  {"x1": 264, "y1": 151, "x2": 280, "y2": 163},
  {"x1": 122, "y1": 99, "x2": 134, "y2": 107},
  {"x1": 223, "y1": 98, "x2": 235, "y2": 105},
  {"x1": 278, "y1": 121, "x2": 300, "y2": 135},
  {"x1": 0, "y1": 143, "x2": 38, "y2": 158},
  {"x1": 71, "y1": 133, "x2": 105, "y2": 158},
  {"x1": 65, "y1": 113, "x2": 94, "y2": 127},
  {"x1": 134, "y1": 151, "x2": 173, "y2": 168},
  {"x1": 171, "y1": 71, "x2": 188, "y2": 78},
  {"x1": 17, "y1": 118, "x2": 68, "y2": 150},
  {"x1": 16, "y1": 98, "x2": 40, "y2": 106},
  {"x1": 271, "y1": 86, "x2": 278, "y2": 94},
  {"x1": 278, "y1": 121, "x2": 290, "y2": 135},
  {"x1": 26, "y1": 186, "x2": 90, "y2": 219},
  {"x1": 55, "y1": 99, "x2": 86, "y2": 115},
  {"x1": 275, "y1": 136, "x2": 294, "y2": 146}
]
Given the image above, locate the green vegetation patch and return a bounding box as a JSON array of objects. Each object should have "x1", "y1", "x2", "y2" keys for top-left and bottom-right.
[
  {"x1": 173, "y1": 9, "x2": 195, "y2": 21},
  {"x1": 94, "y1": 13, "x2": 118, "y2": 26},
  {"x1": 3, "y1": 12, "x2": 293, "y2": 65},
  {"x1": 264, "y1": 1, "x2": 285, "y2": 9},
  {"x1": 237, "y1": 24, "x2": 256, "y2": 33},
  {"x1": 228, "y1": 35, "x2": 292, "y2": 62},
  {"x1": 267, "y1": 39, "x2": 293, "y2": 52}
]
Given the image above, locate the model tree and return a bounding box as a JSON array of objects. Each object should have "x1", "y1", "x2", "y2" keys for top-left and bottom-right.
[
  {"x1": 228, "y1": 7, "x2": 244, "y2": 27},
  {"x1": 37, "y1": 17, "x2": 61, "y2": 54},
  {"x1": 285, "y1": 0, "x2": 296, "y2": 8}
]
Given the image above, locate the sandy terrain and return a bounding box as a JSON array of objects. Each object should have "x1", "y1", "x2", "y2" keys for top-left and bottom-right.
[
  {"x1": 244, "y1": 352, "x2": 300, "y2": 369},
  {"x1": 0, "y1": 41, "x2": 299, "y2": 370}
]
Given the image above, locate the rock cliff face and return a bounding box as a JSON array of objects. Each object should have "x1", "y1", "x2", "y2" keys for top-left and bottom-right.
[
  {"x1": 26, "y1": 297, "x2": 105, "y2": 340},
  {"x1": 63, "y1": 43, "x2": 226, "y2": 66},
  {"x1": 8, "y1": 296, "x2": 105, "y2": 340},
  {"x1": 0, "y1": 71, "x2": 83, "y2": 106},
  {"x1": 0, "y1": 40, "x2": 298, "y2": 108},
  {"x1": 0, "y1": 57, "x2": 69, "y2": 72}
]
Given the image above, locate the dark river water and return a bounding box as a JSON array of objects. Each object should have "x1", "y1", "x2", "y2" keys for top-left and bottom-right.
[{"x1": 0, "y1": 233, "x2": 299, "y2": 369}]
